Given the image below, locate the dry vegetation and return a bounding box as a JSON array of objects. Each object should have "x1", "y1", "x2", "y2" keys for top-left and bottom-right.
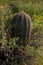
[{"x1": 0, "y1": 0, "x2": 43, "y2": 65}]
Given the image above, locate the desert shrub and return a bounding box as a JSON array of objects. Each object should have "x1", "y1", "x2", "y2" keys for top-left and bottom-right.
[{"x1": 31, "y1": 15, "x2": 43, "y2": 65}]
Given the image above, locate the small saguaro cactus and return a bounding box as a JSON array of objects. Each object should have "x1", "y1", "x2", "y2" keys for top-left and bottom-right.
[
  {"x1": 5, "y1": 12, "x2": 32, "y2": 46},
  {"x1": 11, "y1": 12, "x2": 32, "y2": 46}
]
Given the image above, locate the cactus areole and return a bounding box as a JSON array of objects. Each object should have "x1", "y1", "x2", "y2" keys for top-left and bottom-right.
[{"x1": 5, "y1": 12, "x2": 32, "y2": 46}]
